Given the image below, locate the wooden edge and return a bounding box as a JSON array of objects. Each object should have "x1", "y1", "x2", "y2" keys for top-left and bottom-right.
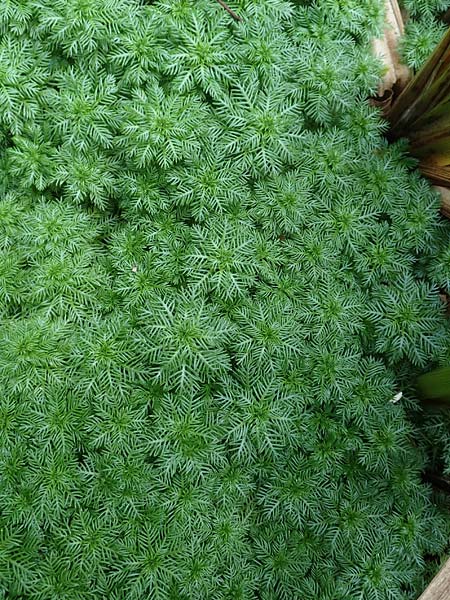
[
  {"x1": 372, "y1": 0, "x2": 412, "y2": 97},
  {"x1": 434, "y1": 185, "x2": 450, "y2": 218},
  {"x1": 421, "y1": 164, "x2": 450, "y2": 187},
  {"x1": 388, "y1": 0, "x2": 404, "y2": 35},
  {"x1": 385, "y1": 0, "x2": 407, "y2": 89},
  {"x1": 372, "y1": 36, "x2": 397, "y2": 95},
  {"x1": 418, "y1": 557, "x2": 450, "y2": 600}
]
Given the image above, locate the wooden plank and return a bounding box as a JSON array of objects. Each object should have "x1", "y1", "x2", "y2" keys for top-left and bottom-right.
[
  {"x1": 420, "y1": 163, "x2": 450, "y2": 187},
  {"x1": 372, "y1": 0, "x2": 411, "y2": 97},
  {"x1": 434, "y1": 185, "x2": 450, "y2": 218},
  {"x1": 418, "y1": 558, "x2": 450, "y2": 600}
]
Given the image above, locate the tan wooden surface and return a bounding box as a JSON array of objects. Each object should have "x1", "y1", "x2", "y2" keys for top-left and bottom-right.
[
  {"x1": 418, "y1": 558, "x2": 450, "y2": 600},
  {"x1": 434, "y1": 186, "x2": 450, "y2": 218},
  {"x1": 372, "y1": 0, "x2": 411, "y2": 96}
]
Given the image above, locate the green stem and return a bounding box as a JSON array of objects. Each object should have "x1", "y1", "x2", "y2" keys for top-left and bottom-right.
[{"x1": 417, "y1": 366, "x2": 450, "y2": 406}]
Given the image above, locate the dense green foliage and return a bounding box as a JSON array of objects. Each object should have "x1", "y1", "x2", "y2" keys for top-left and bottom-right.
[
  {"x1": 401, "y1": 0, "x2": 450, "y2": 68},
  {"x1": 1, "y1": 0, "x2": 450, "y2": 598}
]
